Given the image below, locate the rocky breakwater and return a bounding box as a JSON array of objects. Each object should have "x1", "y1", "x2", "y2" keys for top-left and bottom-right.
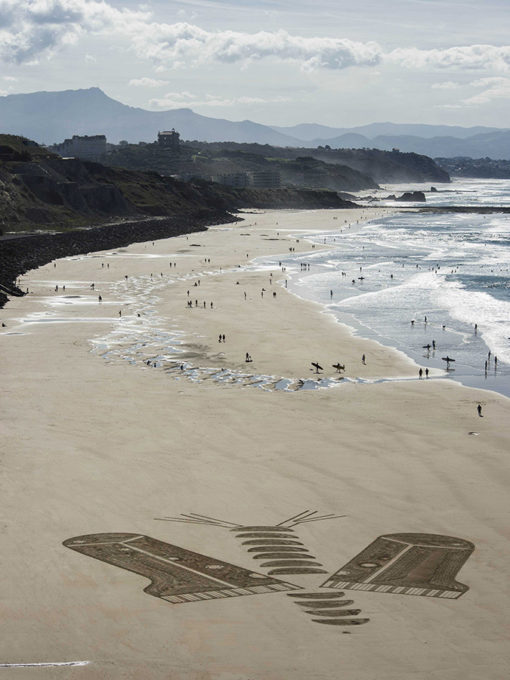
[{"x1": 0, "y1": 211, "x2": 234, "y2": 307}]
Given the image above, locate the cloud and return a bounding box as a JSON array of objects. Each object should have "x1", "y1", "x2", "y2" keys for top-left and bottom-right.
[
  {"x1": 0, "y1": 1, "x2": 381, "y2": 70},
  {"x1": 129, "y1": 77, "x2": 168, "y2": 87},
  {"x1": 388, "y1": 45, "x2": 510, "y2": 72},
  {"x1": 0, "y1": 0, "x2": 148, "y2": 64},
  {"x1": 464, "y1": 76, "x2": 510, "y2": 105},
  {"x1": 431, "y1": 81, "x2": 461, "y2": 90},
  {"x1": 149, "y1": 91, "x2": 290, "y2": 109},
  {"x1": 150, "y1": 91, "x2": 290, "y2": 108},
  {"x1": 435, "y1": 76, "x2": 510, "y2": 108},
  {"x1": 132, "y1": 24, "x2": 382, "y2": 71},
  {"x1": 176, "y1": 8, "x2": 198, "y2": 21},
  {"x1": 0, "y1": 0, "x2": 509, "y2": 82}
]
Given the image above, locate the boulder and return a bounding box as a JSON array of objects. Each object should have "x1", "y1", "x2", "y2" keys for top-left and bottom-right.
[{"x1": 396, "y1": 191, "x2": 426, "y2": 202}]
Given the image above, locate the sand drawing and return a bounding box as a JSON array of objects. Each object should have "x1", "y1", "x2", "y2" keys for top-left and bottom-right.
[
  {"x1": 63, "y1": 533, "x2": 300, "y2": 604},
  {"x1": 154, "y1": 510, "x2": 369, "y2": 626},
  {"x1": 64, "y1": 524, "x2": 474, "y2": 630},
  {"x1": 155, "y1": 510, "x2": 342, "y2": 575},
  {"x1": 321, "y1": 533, "x2": 474, "y2": 599},
  {"x1": 290, "y1": 592, "x2": 370, "y2": 626}
]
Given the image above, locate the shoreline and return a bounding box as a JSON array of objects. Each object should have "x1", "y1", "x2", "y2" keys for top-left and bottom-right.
[
  {"x1": 4, "y1": 206, "x2": 506, "y2": 396},
  {"x1": 276, "y1": 215, "x2": 510, "y2": 400},
  {"x1": 1, "y1": 207, "x2": 509, "y2": 679}
]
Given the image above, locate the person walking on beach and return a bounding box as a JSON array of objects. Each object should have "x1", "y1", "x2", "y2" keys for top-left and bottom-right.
[
  {"x1": 477, "y1": 404, "x2": 483, "y2": 417},
  {"x1": 362, "y1": 354, "x2": 366, "y2": 365},
  {"x1": 419, "y1": 368, "x2": 423, "y2": 378},
  {"x1": 425, "y1": 368, "x2": 429, "y2": 378}
]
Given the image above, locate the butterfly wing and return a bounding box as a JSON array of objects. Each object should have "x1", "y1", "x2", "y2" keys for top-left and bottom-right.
[{"x1": 64, "y1": 533, "x2": 301, "y2": 604}]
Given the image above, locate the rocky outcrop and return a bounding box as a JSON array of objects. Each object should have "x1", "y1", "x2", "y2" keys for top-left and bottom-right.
[{"x1": 395, "y1": 191, "x2": 426, "y2": 202}]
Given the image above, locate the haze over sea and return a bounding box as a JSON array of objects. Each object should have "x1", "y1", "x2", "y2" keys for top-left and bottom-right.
[{"x1": 262, "y1": 179, "x2": 510, "y2": 398}]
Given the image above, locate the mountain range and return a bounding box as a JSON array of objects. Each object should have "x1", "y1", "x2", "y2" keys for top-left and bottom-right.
[{"x1": 1, "y1": 87, "x2": 509, "y2": 159}]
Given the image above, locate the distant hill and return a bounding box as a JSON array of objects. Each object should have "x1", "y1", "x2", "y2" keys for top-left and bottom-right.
[
  {"x1": 1, "y1": 87, "x2": 507, "y2": 159},
  {"x1": 186, "y1": 142, "x2": 449, "y2": 184},
  {"x1": 313, "y1": 131, "x2": 510, "y2": 160},
  {"x1": 0, "y1": 88, "x2": 300, "y2": 146},
  {"x1": 106, "y1": 140, "x2": 379, "y2": 192},
  {"x1": 106, "y1": 139, "x2": 448, "y2": 188},
  {"x1": 436, "y1": 157, "x2": 510, "y2": 179},
  {"x1": 308, "y1": 147, "x2": 449, "y2": 184},
  {"x1": 273, "y1": 122, "x2": 505, "y2": 142}
]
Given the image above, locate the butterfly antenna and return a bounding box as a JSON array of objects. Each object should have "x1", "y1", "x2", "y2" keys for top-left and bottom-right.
[
  {"x1": 276, "y1": 510, "x2": 315, "y2": 527},
  {"x1": 187, "y1": 512, "x2": 241, "y2": 528},
  {"x1": 291, "y1": 514, "x2": 346, "y2": 526}
]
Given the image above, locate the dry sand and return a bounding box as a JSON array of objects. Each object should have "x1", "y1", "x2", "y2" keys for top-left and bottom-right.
[{"x1": 1, "y1": 208, "x2": 509, "y2": 679}]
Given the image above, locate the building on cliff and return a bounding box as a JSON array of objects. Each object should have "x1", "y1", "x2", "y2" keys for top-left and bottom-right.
[
  {"x1": 214, "y1": 172, "x2": 250, "y2": 188},
  {"x1": 52, "y1": 135, "x2": 107, "y2": 162},
  {"x1": 251, "y1": 170, "x2": 281, "y2": 188},
  {"x1": 157, "y1": 130, "x2": 180, "y2": 150}
]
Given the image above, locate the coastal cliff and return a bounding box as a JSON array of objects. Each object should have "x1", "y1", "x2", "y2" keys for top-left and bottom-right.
[{"x1": 0, "y1": 134, "x2": 357, "y2": 306}]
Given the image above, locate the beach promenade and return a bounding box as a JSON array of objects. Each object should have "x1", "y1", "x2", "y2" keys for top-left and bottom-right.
[{"x1": 1, "y1": 208, "x2": 509, "y2": 679}]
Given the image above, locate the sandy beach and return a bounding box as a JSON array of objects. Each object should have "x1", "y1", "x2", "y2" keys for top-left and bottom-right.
[{"x1": 1, "y1": 207, "x2": 509, "y2": 679}]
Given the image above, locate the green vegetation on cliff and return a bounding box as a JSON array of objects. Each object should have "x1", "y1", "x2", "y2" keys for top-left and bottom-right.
[
  {"x1": 0, "y1": 135, "x2": 356, "y2": 234},
  {"x1": 106, "y1": 140, "x2": 378, "y2": 192},
  {"x1": 105, "y1": 139, "x2": 449, "y2": 189},
  {"x1": 436, "y1": 157, "x2": 510, "y2": 179}
]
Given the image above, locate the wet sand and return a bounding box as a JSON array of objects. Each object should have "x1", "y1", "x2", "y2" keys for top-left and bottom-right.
[{"x1": 1, "y1": 208, "x2": 509, "y2": 679}]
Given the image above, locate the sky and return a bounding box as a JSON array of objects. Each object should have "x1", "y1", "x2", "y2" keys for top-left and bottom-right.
[{"x1": 0, "y1": 0, "x2": 509, "y2": 129}]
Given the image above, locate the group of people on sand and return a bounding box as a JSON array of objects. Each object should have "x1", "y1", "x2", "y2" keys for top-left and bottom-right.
[{"x1": 188, "y1": 300, "x2": 213, "y2": 308}]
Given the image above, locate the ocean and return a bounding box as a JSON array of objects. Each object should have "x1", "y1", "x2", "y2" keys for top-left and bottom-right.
[{"x1": 259, "y1": 178, "x2": 510, "y2": 398}]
